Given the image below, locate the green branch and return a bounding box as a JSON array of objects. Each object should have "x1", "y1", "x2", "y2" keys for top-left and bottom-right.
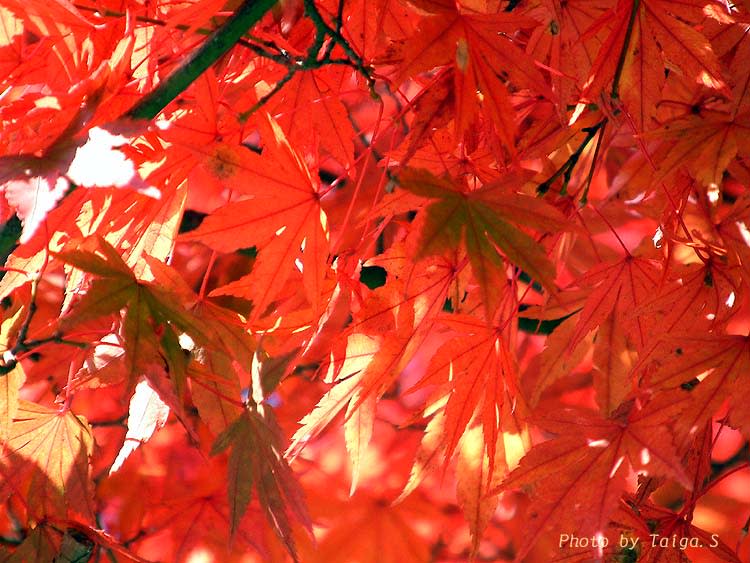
[{"x1": 126, "y1": 0, "x2": 277, "y2": 120}]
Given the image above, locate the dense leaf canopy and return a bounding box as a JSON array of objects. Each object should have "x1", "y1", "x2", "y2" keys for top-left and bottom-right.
[{"x1": 1, "y1": 0, "x2": 749, "y2": 561}]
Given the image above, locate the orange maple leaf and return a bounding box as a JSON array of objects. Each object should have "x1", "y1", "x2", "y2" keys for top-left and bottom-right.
[
  {"x1": 3, "y1": 401, "x2": 95, "y2": 521},
  {"x1": 643, "y1": 333, "x2": 750, "y2": 438},
  {"x1": 182, "y1": 113, "x2": 330, "y2": 320},
  {"x1": 497, "y1": 397, "x2": 691, "y2": 560},
  {"x1": 389, "y1": 0, "x2": 550, "y2": 149},
  {"x1": 582, "y1": 0, "x2": 729, "y2": 104}
]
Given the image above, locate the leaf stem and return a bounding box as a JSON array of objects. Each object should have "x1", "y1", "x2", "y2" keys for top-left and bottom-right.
[
  {"x1": 199, "y1": 250, "x2": 218, "y2": 300},
  {"x1": 611, "y1": 0, "x2": 640, "y2": 101}
]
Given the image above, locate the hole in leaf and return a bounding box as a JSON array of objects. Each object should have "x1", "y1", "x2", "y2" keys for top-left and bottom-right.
[{"x1": 360, "y1": 265, "x2": 387, "y2": 289}]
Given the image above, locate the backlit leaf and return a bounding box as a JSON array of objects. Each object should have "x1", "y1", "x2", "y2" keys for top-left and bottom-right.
[
  {"x1": 5, "y1": 401, "x2": 94, "y2": 520},
  {"x1": 109, "y1": 378, "x2": 170, "y2": 475}
]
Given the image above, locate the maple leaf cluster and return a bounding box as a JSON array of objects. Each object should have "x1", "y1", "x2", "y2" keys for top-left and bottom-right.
[{"x1": 1, "y1": 0, "x2": 750, "y2": 561}]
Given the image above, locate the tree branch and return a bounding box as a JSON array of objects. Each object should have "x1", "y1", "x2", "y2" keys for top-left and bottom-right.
[{"x1": 126, "y1": 0, "x2": 278, "y2": 120}]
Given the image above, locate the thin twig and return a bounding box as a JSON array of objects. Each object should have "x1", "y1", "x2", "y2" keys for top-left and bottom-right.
[
  {"x1": 537, "y1": 119, "x2": 607, "y2": 198},
  {"x1": 303, "y1": 0, "x2": 377, "y2": 95},
  {"x1": 578, "y1": 119, "x2": 607, "y2": 205},
  {"x1": 89, "y1": 414, "x2": 128, "y2": 428},
  {"x1": 239, "y1": 69, "x2": 297, "y2": 121}
]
